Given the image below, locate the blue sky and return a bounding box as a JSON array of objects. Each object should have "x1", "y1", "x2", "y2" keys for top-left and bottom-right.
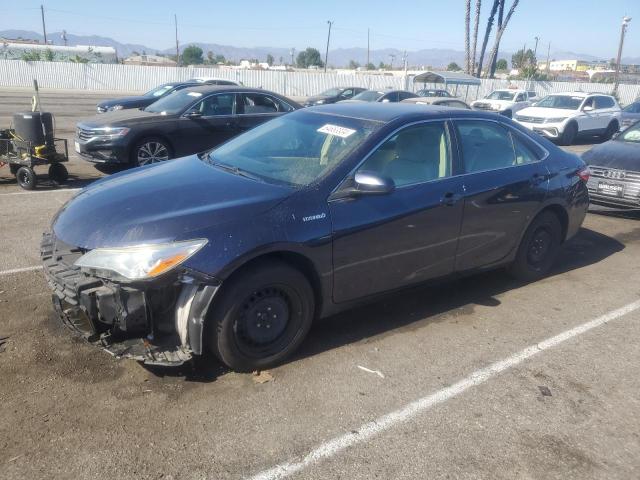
[{"x1": 3, "y1": 0, "x2": 640, "y2": 58}]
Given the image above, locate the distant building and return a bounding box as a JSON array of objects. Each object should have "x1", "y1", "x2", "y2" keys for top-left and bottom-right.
[
  {"x1": 0, "y1": 39, "x2": 116, "y2": 63},
  {"x1": 124, "y1": 54, "x2": 176, "y2": 66}
]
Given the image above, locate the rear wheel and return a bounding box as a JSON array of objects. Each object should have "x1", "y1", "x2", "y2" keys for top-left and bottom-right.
[
  {"x1": 16, "y1": 166, "x2": 36, "y2": 190},
  {"x1": 560, "y1": 122, "x2": 577, "y2": 146},
  {"x1": 132, "y1": 138, "x2": 171, "y2": 167},
  {"x1": 207, "y1": 260, "x2": 315, "y2": 372},
  {"x1": 509, "y1": 211, "x2": 562, "y2": 282},
  {"x1": 48, "y1": 163, "x2": 69, "y2": 183}
]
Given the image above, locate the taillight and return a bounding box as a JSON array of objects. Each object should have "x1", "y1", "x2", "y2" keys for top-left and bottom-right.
[{"x1": 577, "y1": 166, "x2": 590, "y2": 182}]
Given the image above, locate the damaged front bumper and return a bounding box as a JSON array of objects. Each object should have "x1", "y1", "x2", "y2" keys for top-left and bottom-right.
[{"x1": 41, "y1": 232, "x2": 219, "y2": 366}]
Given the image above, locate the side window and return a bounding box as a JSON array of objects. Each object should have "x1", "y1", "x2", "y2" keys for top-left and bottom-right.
[
  {"x1": 242, "y1": 93, "x2": 286, "y2": 114},
  {"x1": 510, "y1": 131, "x2": 542, "y2": 165},
  {"x1": 398, "y1": 92, "x2": 416, "y2": 101},
  {"x1": 447, "y1": 100, "x2": 469, "y2": 109},
  {"x1": 594, "y1": 96, "x2": 614, "y2": 109},
  {"x1": 515, "y1": 93, "x2": 526, "y2": 102},
  {"x1": 583, "y1": 97, "x2": 596, "y2": 109},
  {"x1": 456, "y1": 121, "x2": 516, "y2": 173},
  {"x1": 194, "y1": 93, "x2": 236, "y2": 116},
  {"x1": 358, "y1": 122, "x2": 451, "y2": 187},
  {"x1": 527, "y1": 91, "x2": 537, "y2": 100},
  {"x1": 340, "y1": 89, "x2": 353, "y2": 99}
]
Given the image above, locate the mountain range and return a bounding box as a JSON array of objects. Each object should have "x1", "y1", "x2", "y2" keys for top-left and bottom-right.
[{"x1": 2, "y1": 29, "x2": 639, "y2": 68}]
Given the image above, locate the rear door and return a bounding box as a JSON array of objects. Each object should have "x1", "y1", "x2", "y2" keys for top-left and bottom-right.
[
  {"x1": 594, "y1": 96, "x2": 618, "y2": 131},
  {"x1": 330, "y1": 120, "x2": 465, "y2": 302},
  {"x1": 452, "y1": 119, "x2": 550, "y2": 272},
  {"x1": 177, "y1": 92, "x2": 239, "y2": 154},
  {"x1": 236, "y1": 92, "x2": 295, "y2": 132}
]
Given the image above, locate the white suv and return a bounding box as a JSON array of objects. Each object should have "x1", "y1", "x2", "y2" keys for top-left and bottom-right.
[
  {"x1": 515, "y1": 92, "x2": 621, "y2": 145},
  {"x1": 471, "y1": 89, "x2": 536, "y2": 118}
]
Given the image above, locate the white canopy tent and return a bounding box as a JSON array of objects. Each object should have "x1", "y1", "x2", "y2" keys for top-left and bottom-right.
[{"x1": 412, "y1": 71, "x2": 481, "y2": 101}]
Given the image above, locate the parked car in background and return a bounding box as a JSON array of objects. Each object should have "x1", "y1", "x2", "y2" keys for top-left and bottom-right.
[
  {"x1": 471, "y1": 89, "x2": 537, "y2": 118},
  {"x1": 619, "y1": 100, "x2": 640, "y2": 130},
  {"x1": 76, "y1": 86, "x2": 300, "y2": 169},
  {"x1": 96, "y1": 81, "x2": 201, "y2": 113},
  {"x1": 401, "y1": 96, "x2": 471, "y2": 109},
  {"x1": 46, "y1": 103, "x2": 589, "y2": 371},
  {"x1": 303, "y1": 87, "x2": 367, "y2": 107},
  {"x1": 349, "y1": 89, "x2": 418, "y2": 103},
  {"x1": 582, "y1": 121, "x2": 640, "y2": 208},
  {"x1": 515, "y1": 92, "x2": 621, "y2": 145},
  {"x1": 187, "y1": 77, "x2": 242, "y2": 86},
  {"x1": 416, "y1": 89, "x2": 453, "y2": 98}
]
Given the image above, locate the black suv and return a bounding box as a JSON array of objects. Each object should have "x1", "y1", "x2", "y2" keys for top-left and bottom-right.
[{"x1": 76, "y1": 86, "x2": 300, "y2": 168}]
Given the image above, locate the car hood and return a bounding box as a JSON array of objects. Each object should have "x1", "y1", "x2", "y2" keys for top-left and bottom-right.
[
  {"x1": 473, "y1": 99, "x2": 515, "y2": 108},
  {"x1": 79, "y1": 109, "x2": 167, "y2": 128},
  {"x1": 516, "y1": 106, "x2": 576, "y2": 118},
  {"x1": 97, "y1": 95, "x2": 151, "y2": 109},
  {"x1": 52, "y1": 155, "x2": 293, "y2": 249},
  {"x1": 582, "y1": 140, "x2": 640, "y2": 171}
]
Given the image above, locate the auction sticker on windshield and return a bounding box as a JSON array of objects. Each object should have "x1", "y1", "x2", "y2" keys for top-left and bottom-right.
[{"x1": 317, "y1": 124, "x2": 356, "y2": 138}]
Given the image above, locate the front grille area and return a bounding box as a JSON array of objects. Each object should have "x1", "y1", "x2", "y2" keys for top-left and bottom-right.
[
  {"x1": 76, "y1": 127, "x2": 94, "y2": 141},
  {"x1": 516, "y1": 115, "x2": 544, "y2": 124},
  {"x1": 40, "y1": 233, "x2": 97, "y2": 306},
  {"x1": 474, "y1": 102, "x2": 492, "y2": 110},
  {"x1": 587, "y1": 165, "x2": 640, "y2": 204}
]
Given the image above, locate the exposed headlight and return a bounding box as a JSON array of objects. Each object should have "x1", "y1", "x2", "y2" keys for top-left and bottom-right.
[
  {"x1": 491, "y1": 104, "x2": 502, "y2": 111},
  {"x1": 84, "y1": 126, "x2": 131, "y2": 139},
  {"x1": 75, "y1": 239, "x2": 207, "y2": 281},
  {"x1": 108, "y1": 105, "x2": 124, "y2": 111},
  {"x1": 545, "y1": 117, "x2": 567, "y2": 123}
]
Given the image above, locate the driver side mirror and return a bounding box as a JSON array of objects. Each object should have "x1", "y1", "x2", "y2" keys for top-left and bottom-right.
[
  {"x1": 582, "y1": 105, "x2": 594, "y2": 112},
  {"x1": 329, "y1": 171, "x2": 395, "y2": 200},
  {"x1": 184, "y1": 110, "x2": 203, "y2": 118},
  {"x1": 381, "y1": 98, "x2": 391, "y2": 103}
]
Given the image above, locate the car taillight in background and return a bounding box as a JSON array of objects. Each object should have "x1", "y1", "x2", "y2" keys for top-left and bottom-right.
[{"x1": 577, "y1": 167, "x2": 591, "y2": 182}]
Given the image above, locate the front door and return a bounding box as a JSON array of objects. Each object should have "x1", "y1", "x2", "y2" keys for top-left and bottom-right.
[
  {"x1": 330, "y1": 121, "x2": 465, "y2": 303},
  {"x1": 178, "y1": 92, "x2": 239, "y2": 154},
  {"x1": 452, "y1": 119, "x2": 550, "y2": 271}
]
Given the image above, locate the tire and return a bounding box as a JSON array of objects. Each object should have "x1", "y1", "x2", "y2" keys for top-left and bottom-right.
[
  {"x1": 509, "y1": 211, "x2": 562, "y2": 282},
  {"x1": 207, "y1": 260, "x2": 315, "y2": 372},
  {"x1": 48, "y1": 163, "x2": 68, "y2": 183},
  {"x1": 559, "y1": 122, "x2": 577, "y2": 146},
  {"x1": 601, "y1": 120, "x2": 619, "y2": 141},
  {"x1": 131, "y1": 137, "x2": 172, "y2": 167},
  {"x1": 16, "y1": 166, "x2": 36, "y2": 190}
]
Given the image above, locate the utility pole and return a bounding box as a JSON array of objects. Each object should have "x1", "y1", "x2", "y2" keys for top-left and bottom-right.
[
  {"x1": 389, "y1": 53, "x2": 396, "y2": 70},
  {"x1": 402, "y1": 51, "x2": 408, "y2": 89},
  {"x1": 367, "y1": 28, "x2": 370, "y2": 68},
  {"x1": 613, "y1": 16, "x2": 632, "y2": 96},
  {"x1": 533, "y1": 37, "x2": 540, "y2": 64},
  {"x1": 174, "y1": 14, "x2": 180, "y2": 67},
  {"x1": 61, "y1": 30, "x2": 67, "y2": 47},
  {"x1": 324, "y1": 20, "x2": 333, "y2": 73},
  {"x1": 40, "y1": 5, "x2": 47, "y2": 45},
  {"x1": 290, "y1": 48, "x2": 295, "y2": 67}
]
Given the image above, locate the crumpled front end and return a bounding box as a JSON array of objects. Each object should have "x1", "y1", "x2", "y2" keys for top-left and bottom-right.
[{"x1": 40, "y1": 232, "x2": 219, "y2": 366}]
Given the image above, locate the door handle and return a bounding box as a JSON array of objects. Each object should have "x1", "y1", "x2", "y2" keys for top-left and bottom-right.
[{"x1": 441, "y1": 192, "x2": 462, "y2": 206}]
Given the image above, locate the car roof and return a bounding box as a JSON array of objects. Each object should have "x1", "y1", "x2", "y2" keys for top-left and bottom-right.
[
  {"x1": 305, "y1": 102, "x2": 490, "y2": 122},
  {"x1": 180, "y1": 85, "x2": 282, "y2": 95}
]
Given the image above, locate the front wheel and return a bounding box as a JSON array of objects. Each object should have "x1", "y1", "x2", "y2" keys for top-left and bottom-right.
[
  {"x1": 132, "y1": 138, "x2": 172, "y2": 167},
  {"x1": 16, "y1": 166, "x2": 37, "y2": 190},
  {"x1": 601, "y1": 121, "x2": 619, "y2": 141},
  {"x1": 559, "y1": 122, "x2": 577, "y2": 146},
  {"x1": 509, "y1": 211, "x2": 562, "y2": 282},
  {"x1": 48, "y1": 163, "x2": 69, "y2": 183},
  {"x1": 207, "y1": 260, "x2": 315, "y2": 372}
]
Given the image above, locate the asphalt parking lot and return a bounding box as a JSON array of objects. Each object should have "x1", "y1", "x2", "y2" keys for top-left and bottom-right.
[{"x1": 1, "y1": 89, "x2": 639, "y2": 480}]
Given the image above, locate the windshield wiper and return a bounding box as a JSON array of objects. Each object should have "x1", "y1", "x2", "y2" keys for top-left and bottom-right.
[{"x1": 207, "y1": 156, "x2": 263, "y2": 181}]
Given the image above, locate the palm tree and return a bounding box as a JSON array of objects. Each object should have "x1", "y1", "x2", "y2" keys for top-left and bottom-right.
[
  {"x1": 489, "y1": 0, "x2": 505, "y2": 77},
  {"x1": 476, "y1": 0, "x2": 501, "y2": 77},
  {"x1": 470, "y1": 0, "x2": 482, "y2": 76},
  {"x1": 464, "y1": 0, "x2": 471, "y2": 73},
  {"x1": 484, "y1": 0, "x2": 520, "y2": 78}
]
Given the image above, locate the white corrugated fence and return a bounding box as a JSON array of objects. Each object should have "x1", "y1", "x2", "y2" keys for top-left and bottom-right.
[{"x1": 1, "y1": 60, "x2": 639, "y2": 104}]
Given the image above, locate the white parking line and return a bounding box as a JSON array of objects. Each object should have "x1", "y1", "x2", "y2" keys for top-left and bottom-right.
[
  {"x1": 248, "y1": 299, "x2": 640, "y2": 480},
  {"x1": 0, "y1": 266, "x2": 42, "y2": 276},
  {"x1": 0, "y1": 188, "x2": 81, "y2": 197}
]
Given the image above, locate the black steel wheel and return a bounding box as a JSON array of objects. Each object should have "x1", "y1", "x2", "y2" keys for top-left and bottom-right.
[
  {"x1": 509, "y1": 211, "x2": 562, "y2": 281},
  {"x1": 16, "y1": 166, "x2": 37, "y2": 190},
  {"x1": 48, "y1": 163, "x2": 69, "y2": 183},
  {"x1": 601, "y1": 121, "x2": 619, "y2": 141},
  {"x1": 208, "y1": 260, "x2": 315, "y2": 372},
  {"x1": 560, "y1": 122, "x2": 578, "y2": 146}
]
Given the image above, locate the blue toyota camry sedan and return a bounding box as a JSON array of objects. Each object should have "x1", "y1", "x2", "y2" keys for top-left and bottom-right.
[{"x1": 42, "y1": 103, "x2": 590, "y2": 371}]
